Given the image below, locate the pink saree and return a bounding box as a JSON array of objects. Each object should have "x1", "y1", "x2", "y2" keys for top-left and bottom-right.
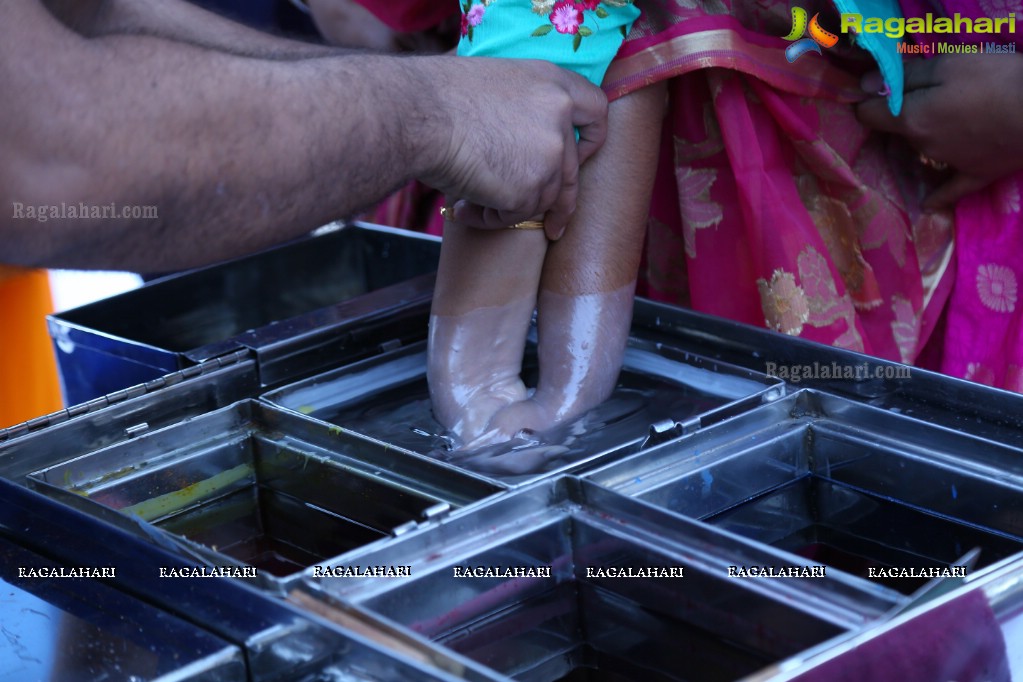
[
  {"x1": 607, "y1": 1, "x2": 955, "y2": 367},
  {"x1": 355, "y1": 0, "x2": 1023, "y2": 391}
]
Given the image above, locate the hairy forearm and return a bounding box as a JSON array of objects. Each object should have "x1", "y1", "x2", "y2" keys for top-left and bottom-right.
[{"x1": 2, "y1": 3, "x2": 442, "y2": 270}]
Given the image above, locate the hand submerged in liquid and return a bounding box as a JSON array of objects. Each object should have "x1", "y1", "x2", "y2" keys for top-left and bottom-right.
[
  {"x1": 427, "y1": 294, "x2": 534, "y2": 446},
  {"x1": 428, "y1": 284, "x2": 635, "y2": 474}
]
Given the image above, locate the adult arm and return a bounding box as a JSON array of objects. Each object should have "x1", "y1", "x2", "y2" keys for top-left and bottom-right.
[
  {"x1": 857, "y1": 53, "x2": 1023, "y2": 210},
  {"x1": 1, "y1": 0, "x2": 607, "y2": 271}
]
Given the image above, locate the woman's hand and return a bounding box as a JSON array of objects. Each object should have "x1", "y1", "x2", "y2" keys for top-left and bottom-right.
[{"x1": 857, "y1": 53, "x2": 1023, "y2": 210}]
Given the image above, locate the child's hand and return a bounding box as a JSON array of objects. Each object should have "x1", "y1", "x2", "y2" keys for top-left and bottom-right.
[{"x1": 427, "y1": 294, "x2": 536, "y2": 445}]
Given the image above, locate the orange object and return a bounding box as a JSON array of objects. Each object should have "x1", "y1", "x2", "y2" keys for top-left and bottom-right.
[
  {"x1": 0, "y1": 266, "x2": 63, "y2": 428},
  {"x1": 808, "y1": 13, "x2": 840, "y2": 48}
]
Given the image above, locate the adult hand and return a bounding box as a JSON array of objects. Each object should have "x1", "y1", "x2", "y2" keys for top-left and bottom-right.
[
  {"x1": 413, "y1": 56, "x2": 608, "y2": 240},
  {"x1": 857, "y1": 53, "x2": 1023, "y2": 210}
]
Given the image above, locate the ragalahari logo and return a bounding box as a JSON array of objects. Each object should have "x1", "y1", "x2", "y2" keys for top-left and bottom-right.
[{"x1": 783, "y1": 7, "x2": 839, "y2": 62}]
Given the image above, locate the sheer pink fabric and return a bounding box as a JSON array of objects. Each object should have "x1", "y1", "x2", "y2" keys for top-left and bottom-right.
[{"x1": 607, "y1": 1, "x2": 954, "y2": 364}]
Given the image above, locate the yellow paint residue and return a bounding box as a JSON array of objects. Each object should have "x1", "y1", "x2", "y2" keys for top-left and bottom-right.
[{"x1": 121, "y1": 463, "x2": 253, "y2": 521}]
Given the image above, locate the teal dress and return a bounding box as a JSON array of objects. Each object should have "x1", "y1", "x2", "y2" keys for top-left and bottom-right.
[{"x1": 456, "y1": 0, "x2": 640, "y2": 87}]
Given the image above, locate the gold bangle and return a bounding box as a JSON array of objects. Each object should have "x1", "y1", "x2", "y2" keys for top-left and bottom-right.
[
  {"x1": 508, "y1": 220, "x2": 545, "y2": 230},
  {"x1": 438, "y1": 206, "x2": 544, "y2": 230}
]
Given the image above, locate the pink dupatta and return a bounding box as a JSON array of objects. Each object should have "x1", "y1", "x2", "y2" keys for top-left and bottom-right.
[{"x1": 606, "y1": 1, "x2": 954, "y2": 364}]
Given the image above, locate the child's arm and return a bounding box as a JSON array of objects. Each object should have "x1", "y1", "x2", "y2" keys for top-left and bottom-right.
[
  {"x1": 427, "y1": 219, "x2": 547, "y2": 445},
  {"x1": 462, "y1": 80, "x2": 664, "y2": 449},
  {"x1": 428, "y1": 0, "x2": 650, "y2": 450}
]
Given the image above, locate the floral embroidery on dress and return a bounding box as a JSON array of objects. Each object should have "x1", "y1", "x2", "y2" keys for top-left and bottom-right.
[
  {"x1": 676, "y1": 167, "x2": 723, "y2": 258},
  {"x1": 531, "y1": 0, "x2": 636, "y2": 49},
  {"x1": 460, "y1": 0, "x2": 495, "y2": 40},
  {"x1": 976, "y1": 263, "x2": 1018, "y2": 313},
  {"x1": 757, "y1": 269, "x2": 810, "y2": 335},
  {"x1": 797, "y1": 245, "x2": 864, "y2": 351},
  {"x1": 795, "y1": 176, "x2": 881, "y2": 310}
]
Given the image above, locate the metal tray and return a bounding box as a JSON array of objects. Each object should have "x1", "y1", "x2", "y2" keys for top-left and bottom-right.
[
  {"x1": 263, "y1": 337, "x2": 784, "y2": 487},
  {"x1": 746, "y1": 556, "x2": 1023, "y2": 681},
  {"x1": 586, "y1": 390, "x2": 1023, "y2": 595},
  {"x1": 308, "y1": 478, "x2": 908, "y2": 681},
  {"x1": 26, "y1": 400, "x2": 501, "y2": 592},
  {"x1": 630, "y1": 299, "x2": 1023, "y2": 449},
  {"x1": 0, "y1": 478, "x2": 496, "y2": 682},
  {"x1": 0, "y1": 534, "x2": 245, "y2": 681},
  {"x1": 48, "y1": 223, "x2": 441, "y2": 405}
]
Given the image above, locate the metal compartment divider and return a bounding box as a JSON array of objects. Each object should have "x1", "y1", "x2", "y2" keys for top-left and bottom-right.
[
  {"x1": 0, "y1": 533, "x2": 247, "y2": 681},
  {"x1": 25, "y1": 400, "x2": 503, "y2": 594},
  {"x1": 0, "y1": 354, "x2": 258, "y2": 476},
  {"x1": 585, "y1": 390, "x2": 1023, "y2": 599},
  {"x1": 3, "y1": 223, "x2": 1023, "y2": 678},
  {"x1": 742, "y1": 554, "x2": 1023, "y2": 681},
  {"x1": 631, "y1": 299, "x2": 1023, "y2": 449},
  {"x1": 307, "y1": 477, "x2": 899, "y2": 681},
  {"x1": 0, "y1": 478, "x2": 489, "y2": 682},
  {"x1": 262, "y1": 336, "x2": 785, "y2": 488}
]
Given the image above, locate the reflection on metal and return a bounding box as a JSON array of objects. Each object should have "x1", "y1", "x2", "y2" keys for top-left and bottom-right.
[
  {"x1": 0, "y1": 534, "x2": 245, "y2": 681},
  {"x1": 313, "y1": 479, "x2": 865, "y2": 680},
  {"x1": 263, "y1": 338, "x2": 782, "y2": 487},
  {"x1": 27, "y1": 401, "x2": 497, "y2": 592},
  {"x1": 47, "y1": 224, "x2": 441, "y2": 405},
  {"x1": 588, "y1": 391, "x2": 1023, "y2": 597}
]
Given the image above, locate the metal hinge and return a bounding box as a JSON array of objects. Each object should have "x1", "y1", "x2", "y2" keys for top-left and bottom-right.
[
  {"x1": 641, "y1": 415, "x2": 702, "y2": 449},
  {"x1": 0, "y1": 349, "x2": 252, "y2": 444}
]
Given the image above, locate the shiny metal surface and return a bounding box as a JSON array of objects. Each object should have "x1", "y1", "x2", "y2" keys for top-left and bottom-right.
[
  {"x1": 744, "y1": 554, "x2": 1023, "y2": 681},
  {"x1": 0, "y1": 358, "x2": 259, "y2": 479},
  {"x1": 632, "y1": 299, "x2": 1023, "y2": 448},
  {"x1": 263, "y1": 337, "x2": 783, "y2": 487},
  {"x1": 0, "y1": 534, "x2": 245, "y2": 681},
  {"x1": 587, "y1": 390, "x2": 1023, "y2": 597},
  {"x1": 311, "y1": 478, "x2": 891, "y2": 681},
  {"x1": 5, "y1": 228, "x2": 1023, "y2": 680},
  {"x1": 0, "y1": 478, "x2": 504, "y2": 682},
  {"x1": 26, "y1": 400, "x2": 500, "y2": 590},
  {"x1": 49, "y1": 223, "x2": 441, "y2": 404}
]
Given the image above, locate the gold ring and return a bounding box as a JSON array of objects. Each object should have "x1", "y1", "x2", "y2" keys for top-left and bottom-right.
[
  {"x1": 509, "y1": 220, "x2": 545, "y2": 230},
  {"x1": 439, "y1": 206, "x2": 454, "y2": 220}
]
